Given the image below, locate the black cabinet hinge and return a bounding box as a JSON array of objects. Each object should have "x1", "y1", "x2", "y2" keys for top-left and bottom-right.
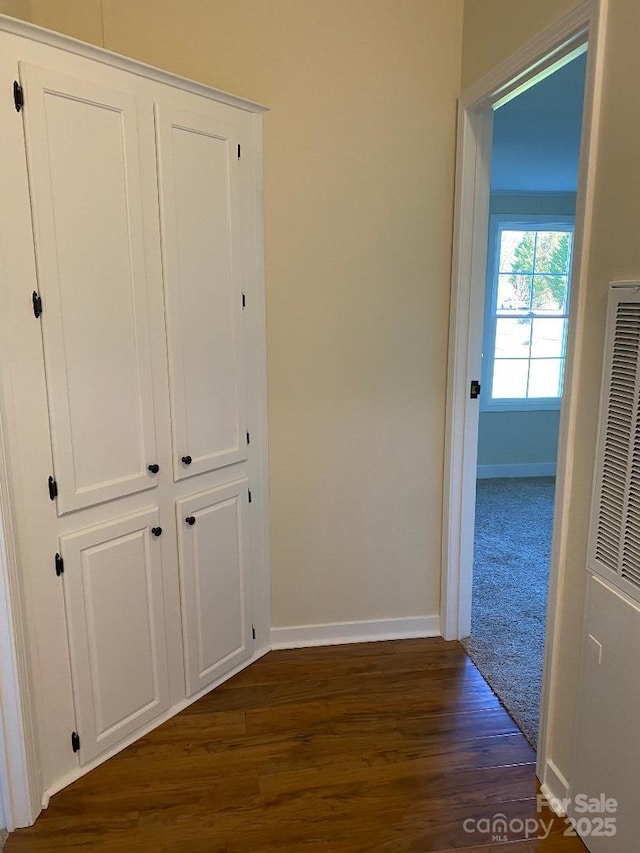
[
  {"x1": 71, "y1": 731, "x2": 80, "y2": 753},
  {"x1": 252, "y1": 624, "x2": 256, "y2": 640},
  {"x1": 470, "y1": 380, "x2": 481, "y2": 400},
  {"x1": 248, "y1": 489, "x2": 252, "y2": 503},
  {"x1": 242, "y1": 292, "x2": 246, "y2": 309},
  {"x1": 13, "y1": 80, "x2": 23, "y2": 112},
  {"x1": 48, "y1": 476, "x2": 58, "y2": 501},
  {"x1": 237, "y1": 143, "x2": 241, "y2": 159},
  {"x1": 32, "y1": 291, "x2": 42, "y2": 318},
  {"x1": 55, "y1": 552, "x2": 64, "y2": 577}
]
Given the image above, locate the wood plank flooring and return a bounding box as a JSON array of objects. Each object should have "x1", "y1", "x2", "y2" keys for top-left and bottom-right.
[{"x1": 5, "y1": 639, "x2": 587, "y2": 852}]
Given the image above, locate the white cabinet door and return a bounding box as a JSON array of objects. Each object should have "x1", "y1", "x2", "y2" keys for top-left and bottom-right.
[
  {"x1": 19, "y1": 63, "x2": 159, "y2": 514},
  {"x1": 177, "y1": 481, "x2": 252, "y2": 696},
  {"x1": 60, "y1": 508, "x2": 170, "y2": 764},
  {"x1": 155, "y1": 104, "x2": 247, "y2": 481}
]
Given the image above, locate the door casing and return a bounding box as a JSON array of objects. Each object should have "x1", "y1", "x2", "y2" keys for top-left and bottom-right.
[{"x1": 441, "y1": 0, "x2": 608, "y2": 803}]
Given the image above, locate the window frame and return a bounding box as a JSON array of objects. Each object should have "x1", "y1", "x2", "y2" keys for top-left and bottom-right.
[{"x1": 481, "y1": 212, "x2": 575, "y2": 413}]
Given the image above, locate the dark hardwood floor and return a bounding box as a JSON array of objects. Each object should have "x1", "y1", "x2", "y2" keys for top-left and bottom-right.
[{"x1": 5, "y1": 638, "x2": 587, "y2": 852}]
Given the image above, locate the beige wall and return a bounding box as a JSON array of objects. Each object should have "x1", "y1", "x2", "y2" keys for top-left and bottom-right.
[
  {"x1": 4, "y1": 0, "x2": 463, "y2": 628},
  {"x1": 463, "y1": 0, "x2": 640, "y2": 788}
]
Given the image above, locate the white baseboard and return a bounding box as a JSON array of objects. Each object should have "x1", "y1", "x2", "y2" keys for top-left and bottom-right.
[
  {"x1": 270, "y1": 615, "x2": 441, "y2": 649},
  {"x1": 477, "y1": 462, "x2": 557, "y2": 479},
  {"x1": 540, "y1": 759, "x2": 570, "y2": 815}
]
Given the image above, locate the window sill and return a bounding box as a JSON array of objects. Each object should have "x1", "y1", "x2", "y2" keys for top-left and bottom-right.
[{"x1": 481, "y1": 399, "x2": 561, "y2": 413}]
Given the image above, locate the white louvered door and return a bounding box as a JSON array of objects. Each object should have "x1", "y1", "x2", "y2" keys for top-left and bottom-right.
[{"x1": 588, "y1": 283, "x2": 640, "y2": 600}]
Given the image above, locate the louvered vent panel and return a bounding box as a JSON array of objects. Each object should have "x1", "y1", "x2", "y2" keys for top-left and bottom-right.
[
  {"x1": 594, "y1": 301, "x2": 640, "y2": 574},
  {"x1": 622, "y1": 395, "x2": 640, "y2": 588}
]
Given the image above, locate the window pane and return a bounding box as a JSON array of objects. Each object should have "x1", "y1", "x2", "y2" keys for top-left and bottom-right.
[
  {"x1": 531, "y1": 318, "x2": 565, "y2": 358},
  {"x1": 497, "y1": 273, "x2": 532, "y2": 312},
  {"x1": 495, "y1": 318, "x2": 531, "y2": 358},
  {"x1": 528, "y1": 358, "x2": 563, "y2": 397},
  {"x1": 492, "y1": 359, "x2": 529, "y2": 398},
  {"x1": 499, "y1": 230, "x2": 535, "y2": 273},
  {"x1": 532, "y1": 274, "x2": 568, "y2": 312},
  {"x1": 534, "y1": 231, "x2": 572, "y2": 274}
]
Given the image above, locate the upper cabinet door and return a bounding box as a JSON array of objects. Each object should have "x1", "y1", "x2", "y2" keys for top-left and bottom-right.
[
  {"x1": 155, "y1": 104, "x2": 247, "y2": 481},
  {"x1": 19, "y1": 63, "x2": 159, "y2": 515}
]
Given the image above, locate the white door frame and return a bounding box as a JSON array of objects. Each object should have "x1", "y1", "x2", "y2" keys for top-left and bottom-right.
[
  {"x1": 0, "y1": 414, "x2": 41, "y2": 830},
  {"x1": 441, "y1": 0, "x2": 607, "y2": 785}
]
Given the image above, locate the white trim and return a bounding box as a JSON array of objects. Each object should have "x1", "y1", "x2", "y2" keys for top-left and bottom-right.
[
  {"x1": 537, "y1": 0, "x2": 608, "y2": 792},
  {"x1": 540, "y1": 759, "x2": 571, "y2": 814},
  {"x1": 482, "y1": 400, "x2": 562, "y2": 413},
  {"x1": 461, "y1": 1, "x2": 591, "y2": 110},
  {"x1": 270, "y1": 616, "x2": 441, "y2": 650},
  {"x1": 477, "y1": 462, "x2": 556, "y2": 479},
  {"x1": 441, "y1": 101, "x2": 494, "y2": 642},
  {"x1": 247, "y1": 114, "x2": 273, "y2": 648},
  {"x1": 0, "y1": 410, "x2": 40, "y2": 830},
  {"x1": 0, "y1": 14, "x2": 267, "y2": 114},
  {"x1": 442, "y1": 0, "x2": 605, "y2": 804}
]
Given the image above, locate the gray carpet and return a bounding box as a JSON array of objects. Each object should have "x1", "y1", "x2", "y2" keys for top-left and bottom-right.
[{"x1": 462, "y1": 476, "x2": 555, "y2": 749}]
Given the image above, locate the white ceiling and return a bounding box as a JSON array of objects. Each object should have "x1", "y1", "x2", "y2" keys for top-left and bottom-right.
[{"x1": 490, "y1": 52, "x2": 587, "y2": 194}]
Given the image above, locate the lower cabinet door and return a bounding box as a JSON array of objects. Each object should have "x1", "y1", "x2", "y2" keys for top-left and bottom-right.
[
  {"x1": 60, "y1": 508, "x2": 171, "y2": 764},
  {"x1": 177, "y1": 480, "x2": 252, "y2": 697}
]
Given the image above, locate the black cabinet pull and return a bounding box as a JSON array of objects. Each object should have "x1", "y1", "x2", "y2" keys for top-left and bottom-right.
[
  {"x1": 185, "y1": 516, "x2": 196, "y2": 526},
  {"x1": 147, "y1": 463, "x2": 160, "y2": 474},
  {"x1": 181, "y1": 455, "x2": 192, "y2": 465},
  {"x1": 151, "y1": 527, "x2": 162, "y2": 537}
]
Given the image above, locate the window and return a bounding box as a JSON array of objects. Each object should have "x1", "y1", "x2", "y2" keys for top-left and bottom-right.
[{"x1": 482, "y1": 215, "x2": 574, "y2": 411}]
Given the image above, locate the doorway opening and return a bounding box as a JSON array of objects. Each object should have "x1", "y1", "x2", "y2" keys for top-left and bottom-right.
[
  {"x1": 461, "y1": 53, "x2": 588, "y2": 748},
  {"x1": 441, "y1": 2, "x2": 607, "y2": 797}
]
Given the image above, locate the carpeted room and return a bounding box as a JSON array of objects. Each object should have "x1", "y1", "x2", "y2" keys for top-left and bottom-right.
[{"x1": 464, "y1": 476, "x2": 556, "y2": 746}]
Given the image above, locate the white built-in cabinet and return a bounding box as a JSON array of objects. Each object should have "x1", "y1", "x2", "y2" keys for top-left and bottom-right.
[{"x1": 0, "y1": 17, "x2": 269, "y2": 801}]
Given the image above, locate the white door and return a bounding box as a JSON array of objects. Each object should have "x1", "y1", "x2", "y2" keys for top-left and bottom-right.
[
  {"x1": 155, "y1": 104, "x2": 247, "y2": 482},
  {"x1": 60, "y1": 508, "x2": 170, "y2": 764},
  {"x1": 177, "y1": 481, "x2": 252, "y2": 696},
  {"x1": 19, "y1": 63, "x2": 159, "y2": 514}
]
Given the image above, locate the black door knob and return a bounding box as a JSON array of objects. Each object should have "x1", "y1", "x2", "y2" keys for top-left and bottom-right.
[
  {"x1": 151, "y1": 526, "x2": 162, "y2": 537},
  {"x1": 181, "y1": 455, "x2": 192, "y2": 465},
  {"x1": 147, "y1": 463, "x2": 160, "y2": 474},
  {"x1": 185, "y1": 516, "x2": 196, "y2": 526}
]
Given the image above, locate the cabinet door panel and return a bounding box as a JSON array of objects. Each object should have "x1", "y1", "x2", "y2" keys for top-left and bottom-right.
[
  {"x1": 177, "y1": 481, "x2": 251, "y2": 696},
  {"x1": 155, "y1": 105, "x2": 247, "y2": 481},
  {"x1": 20, "y1": 63, "x2": 158, "y2": 514},
  {"x1": 61, "y1": 508, "x2": 170, "y2": 764}
]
